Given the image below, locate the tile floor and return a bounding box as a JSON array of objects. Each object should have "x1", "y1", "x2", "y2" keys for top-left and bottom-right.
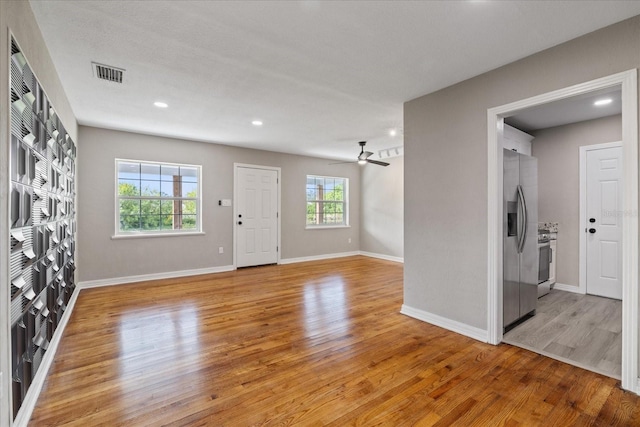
[{"x1": 503, "y1": 289, "x2": 621, "y2": 378}]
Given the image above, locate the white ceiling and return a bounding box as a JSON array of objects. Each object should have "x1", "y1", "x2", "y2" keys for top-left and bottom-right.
[
  {"x1": 29, "y1": 1, "x2": 640, "y2": 161},
  {"x1": 505, "y1": 87, "x2": 622, "y2": 133}
]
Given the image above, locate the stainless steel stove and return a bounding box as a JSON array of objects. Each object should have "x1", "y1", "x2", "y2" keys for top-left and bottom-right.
[{"x1": 538, "y1": 229, "x2": 552, "y2": 296}]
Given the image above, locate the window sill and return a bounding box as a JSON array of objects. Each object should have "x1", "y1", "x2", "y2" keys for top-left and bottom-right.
[
  {"x1": 305, "y1": 225, "x2": 351, "y2": 230},
  {"x1": 111, "y1": 231, "x2": 206, "y2": 240}
]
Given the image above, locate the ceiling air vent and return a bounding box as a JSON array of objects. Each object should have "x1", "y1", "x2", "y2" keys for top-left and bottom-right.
[{"x1": 92, "y1": 62, "x2": 125, "y2": 83}]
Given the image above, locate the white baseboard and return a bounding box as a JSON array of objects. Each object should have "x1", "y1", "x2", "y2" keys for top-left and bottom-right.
[
  {"x1": 552, "y1": 282, "x2": 585, "y2": 294},
  {"x1": 279, "y1": 251, "x2": 403, "y2": 265},
  {"x1": 13, "y1": 286, "x2": 81, "y2": 427},
  {"x1": 359, "y1": 251, "x2": 404, "y2": 263},
  {"x1": 76, "y1": 252, "x2": 400, "y2": 289},
  {"x1": 279, "y1": 251, "x2": 360, "y2": 265},
  {"x1": 78, "y1": 265, "x2": 235, "y2": 289},
  {"x1": 400, "y1": 304, "x2": 488, "y2": 343}
]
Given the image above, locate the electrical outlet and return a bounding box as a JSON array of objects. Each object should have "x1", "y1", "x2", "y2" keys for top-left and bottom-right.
[
  {"x1": 219, "y1": 247, "x2": 224, "y2": 254},
  {"x1": 348, "y1": 238, "x2": 352, "y2": 243}
]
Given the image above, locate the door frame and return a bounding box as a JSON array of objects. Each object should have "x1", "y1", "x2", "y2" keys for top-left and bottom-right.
[
  {"x1": 486, "y1": 69, "x2": 638, "y2": 392},
  {"x1": 579, "y1": 141, "x2": 623, "y2": 296},
  {"x1": 233, "y1": 163, "x2": 282, "y2": 269}
]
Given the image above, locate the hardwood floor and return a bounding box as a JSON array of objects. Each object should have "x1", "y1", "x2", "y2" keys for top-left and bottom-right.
[
  {"x1": 503, "y1": 289, "x2": 622, "y2": 379},
  {"x1": 29, "y1": 256, "x2": 640, "y2": 426}
]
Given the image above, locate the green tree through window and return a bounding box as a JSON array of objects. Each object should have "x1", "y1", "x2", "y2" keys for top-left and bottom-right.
[
  {"x1": 116, "y1": 160, "x2": 200, "y2": 234},
  {"x1": 306, "y1": 176, "x2": 347, "y2": 226}
]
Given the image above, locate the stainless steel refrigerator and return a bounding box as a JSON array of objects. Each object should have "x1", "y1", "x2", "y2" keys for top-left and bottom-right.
[{"x1": 504, "y1": 149, "x2": 538, "y2": 331}]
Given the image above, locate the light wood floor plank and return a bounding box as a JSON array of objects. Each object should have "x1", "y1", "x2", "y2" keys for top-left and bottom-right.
[
  {"x1": 29, "y1": 257, "x2": 639, "y2": 426},
  {"x1": 504, "y1": 289, "x2": 622, "y2": 378}
]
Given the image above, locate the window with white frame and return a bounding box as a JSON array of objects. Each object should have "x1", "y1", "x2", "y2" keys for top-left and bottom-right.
[
  {"x1": 306, "y1": 175, "x2": 348, "y2": 227},
  {"x1": 116, "y1": 159, "x2": 201, "y2": 234}
]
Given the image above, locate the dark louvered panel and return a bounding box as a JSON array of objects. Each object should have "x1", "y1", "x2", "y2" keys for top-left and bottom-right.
[{"x1": 9, "y1": 37, "x2": 77, "y2": 420}]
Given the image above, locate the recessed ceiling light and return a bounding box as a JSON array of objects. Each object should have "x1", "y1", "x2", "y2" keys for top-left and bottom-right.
[
  {"x1": 252, "y1": 120, "x2": 263, "y2": 126},
  {"x1": 389, "y1": 129, "x2": 397, "y2": 137},
  {"x1": 594, "y1": 98, "x2": 612, "y2": 106},
  {"x1": 154, "y1": 101, "x2": 168, "y2": 108}
]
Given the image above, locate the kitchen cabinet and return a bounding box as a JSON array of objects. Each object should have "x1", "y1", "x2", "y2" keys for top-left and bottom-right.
[{"x1": 503, "y1": 124, "x2": 534, "y2": 156}]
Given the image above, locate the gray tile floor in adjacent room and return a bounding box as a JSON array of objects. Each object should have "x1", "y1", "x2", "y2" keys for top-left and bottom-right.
[{"x1": 503, "y1": 289, "x2": 622, "y2": 379}]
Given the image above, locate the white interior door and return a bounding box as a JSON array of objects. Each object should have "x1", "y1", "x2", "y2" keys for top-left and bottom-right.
[
  {"x1": 236, "y1": 166, "x2": 279, "y2": 268},
  {"x1": 586, "y1": 145, "x2": 622, "y2": 300}
]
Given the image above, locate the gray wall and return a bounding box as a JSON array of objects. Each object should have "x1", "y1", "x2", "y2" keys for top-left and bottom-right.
[
  {"x1": 1, "y1": 1, "x2": 78, "y2": 424},
  {"x1": 404, "y1": 16, "x2": 640, "y2": 330},
  {"x1": 360, "y1": 156, "x2": 404, "y2": 259},
  {"x1": 532, "y1": 115, "x2": 622, "y2": 288},
  {"x1": 77, "y1": 126, "x2": 360, "y2": 282}
]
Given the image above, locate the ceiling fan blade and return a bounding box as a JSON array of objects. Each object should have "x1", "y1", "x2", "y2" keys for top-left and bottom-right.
[
  {"x1": 366, "y1": 159, "x2": 390, "y2": 167},
  {"x1": 358, "y1": 151, "x2": 374, "y2": 160}
]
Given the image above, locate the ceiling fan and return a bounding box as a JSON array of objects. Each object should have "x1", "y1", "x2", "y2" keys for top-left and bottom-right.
[{"x1": 332, "y1": 141, "x2": 390, "y2": 167}]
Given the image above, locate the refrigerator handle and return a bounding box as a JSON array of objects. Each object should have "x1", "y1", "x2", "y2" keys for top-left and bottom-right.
[{"x1": 517, "y1": 185, "x2": 527, "y2": 253}]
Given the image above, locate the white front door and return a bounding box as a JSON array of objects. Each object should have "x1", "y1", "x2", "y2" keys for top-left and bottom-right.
[
  {"x1": 586, "y1": 145, "x2": 622, "y2": 300},
  {"x1": 236, "y1": 166, "x2": 279, "y2": 268}
]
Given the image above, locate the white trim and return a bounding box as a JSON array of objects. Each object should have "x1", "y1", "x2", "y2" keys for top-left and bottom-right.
[
  {"x1": 400, "y1": 304, "x2": 488, "y2": 343},
  {"x1": 579, "y1": 141, "x2": 622, "y2": 296},
  {"x1": 577, "y1": 140, "x2": 624, "y2": 150},
  {"x1": 487, "y1": 69, "x2": 638, "y2": 393},
  {"x1": 486, "y1": 114, "x2": 504, "y2": 346},
  {"x1": 620, "y1": 69, "x2": 639, "y2": 393},
  {"x1": 552, "y1": 282, "x2": 585, "y2": 294},
  {"x1": 233, "y1": 163, "x2": 282, "y2": 269},
  {"x1": 279, "y1": 251, "x2": 360, "y2": 265},
  {"x1": 76, "y1": 253, "x2": 398, "y2": 289},
  {"x1": 12, "y1": 286, "x2": 80, "y2": 427},
  {"x1": 305, "y1": 225, "x2": 351, "y2": 230},
  {"x1": 359, "y1": 251, "x2": 404, "y2": 263},
  {"x1": 77, "y1": 265, "x2": 235, "y2": 289},
  {"x1": 111, "y1": 231, "x2": 206, "y2": 240}
]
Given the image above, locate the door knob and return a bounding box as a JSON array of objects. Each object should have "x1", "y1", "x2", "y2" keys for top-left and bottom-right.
[
  {"x1": 588, "y1": 228, "x2": 596, "y2": 234},
  {"x1": 238, "y1": 221, "x2": 243, "y2": 225}
]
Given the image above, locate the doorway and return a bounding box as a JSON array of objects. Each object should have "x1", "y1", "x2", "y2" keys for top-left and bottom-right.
[
  {"x1": 487, "y1": 70, "x2": 638, "y2": 392},
  {"x1": 233, "y1": 164, "x2": 281, "y2": 268},
  {"x1": 503, "y1": 115, "x2": 623, "y2": 378}
]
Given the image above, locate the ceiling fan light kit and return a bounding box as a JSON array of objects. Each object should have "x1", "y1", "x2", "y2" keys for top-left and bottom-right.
[
  {"x1": 329, "y1": 141, "x2": 391, "y2": 166},
  {"x1": 357, "y1": 141, "x2": 390, "y2": 166}
]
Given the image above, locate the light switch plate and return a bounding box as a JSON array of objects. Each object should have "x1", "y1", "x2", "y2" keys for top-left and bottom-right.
[{"x1": 221, "y1": 199, "x2": 232, "y2": 207}]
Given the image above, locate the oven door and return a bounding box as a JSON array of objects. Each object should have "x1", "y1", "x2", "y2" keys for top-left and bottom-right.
[{"x1": 538, "y1": 242, "x2": 551, "y2": 283}]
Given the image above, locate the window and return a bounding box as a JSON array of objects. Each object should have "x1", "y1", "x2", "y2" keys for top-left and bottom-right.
[
  {"x1": 116, "y1": 159, "x2": 201, "y2": 235},
  {"x1": 306, "y1": 175, "x2": 348, "y2": 227}
]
